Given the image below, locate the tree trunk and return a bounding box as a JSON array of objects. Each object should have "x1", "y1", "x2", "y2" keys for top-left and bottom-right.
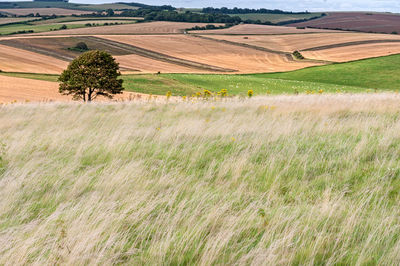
[{"x1": 88, "y1": 89, "x2": 92, "y2": 102}]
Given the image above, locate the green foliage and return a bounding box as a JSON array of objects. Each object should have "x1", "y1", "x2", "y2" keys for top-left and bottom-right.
[
  {"x1": 58, "y1": 50, "x2": 124, "y2": 101},
  {"x1": 292, "y1": 50, "x2": 305, "y2": 60},
  {"x1": 68, "y1": 41, "x2": 89, "y2": 52}
]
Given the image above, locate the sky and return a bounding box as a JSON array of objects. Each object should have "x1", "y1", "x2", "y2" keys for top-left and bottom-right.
[{"x1": 66, "y1": 0, "x2": 400, "y2": 12}]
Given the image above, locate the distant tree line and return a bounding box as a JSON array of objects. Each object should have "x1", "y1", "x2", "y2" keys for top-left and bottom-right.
[
  {"x1": 119, "y1": 9, "x2": 242, "y2": 23},
  {"x1": 118, "y1": 2, "x2": 175, "y2": 11},
  {"x1": 202, "y1": 7, "x2": 310, "y2": 15}
]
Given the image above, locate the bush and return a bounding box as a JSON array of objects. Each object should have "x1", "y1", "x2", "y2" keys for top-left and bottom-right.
[
  {"x1": 293, "y1": 50, "x2": 305, "y2": 60},
  {"x1": 75, "y1": 42, "x2": 89, "y2": 51},
  {"x1": 59, "y1": 24, "x2": 67, "y2": 30}
]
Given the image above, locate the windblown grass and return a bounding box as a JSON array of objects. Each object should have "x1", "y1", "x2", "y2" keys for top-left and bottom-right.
[{"x1": 1, "y1": 94, "x2": 400, "y2": 264}]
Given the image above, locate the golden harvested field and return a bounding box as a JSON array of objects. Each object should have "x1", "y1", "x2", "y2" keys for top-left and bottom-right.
[
  {"x1": 191, "y1": 24, "x2": 338, "y2": 35},
  {"x1": 102, "y1": 35, "x2": 322, "y2": 73},
  {"x1": 62, "y1": 20, "x2": 135, "y2": 25},
  {"x1": 0, "y1": 8, "x2": 92, "y2": 16},
  {"x1": 0, "y1": 44, "x2": 67, "y2": 74},
  {"x1": 0, "y1": 75, "x2": 67, "y2": 103},
  {"x1": 29, "y1": 21, "x2": 224, "y2": 35},
  {"x1": 203, "y1": 32, "x2": 400, "y2": 53},
  {"x1": 302, "y1": 42, "x2": 400, "y2": 62},
  {"x1": 114, "y1": 54, "x2": 210, "y2": 74},
  {"x1": 0, "y1": 75, "x2": 142, "y2": 103},
  {"x1": 0, "y1": 17, "x2": 41, "y2": 25}
]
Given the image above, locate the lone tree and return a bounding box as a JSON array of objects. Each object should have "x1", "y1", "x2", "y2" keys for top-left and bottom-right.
[{"x1": 59, "y1": 50, "x2": 124, "y2": 102}]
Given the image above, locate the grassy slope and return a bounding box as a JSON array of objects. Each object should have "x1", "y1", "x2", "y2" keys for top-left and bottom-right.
[
  {"x1": 2, "y1": 95, "x2": 400, "y2": 264},
  {"x1": 265, "y1": 54, "x2": 400, "y2": 90}
]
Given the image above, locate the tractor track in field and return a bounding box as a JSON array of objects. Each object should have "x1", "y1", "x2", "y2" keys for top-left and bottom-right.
[
  {"x1": 192, "y1": 34, "x2": 331, "y2": 64},
  {"x1": 302, "y1": 39, "x2": 400, "y2": 51},
  {"x1": 0, "y1": 36, "x2": 237, "y2": 73},
  {"x1": 76, "y1": 36, "x2": 237, "y2": 73},
  {"x1": 0, "y1": 38, "x2": 75, "y2": 61}
]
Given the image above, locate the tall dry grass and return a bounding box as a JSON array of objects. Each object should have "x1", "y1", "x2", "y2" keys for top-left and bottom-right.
[{"x1": 1, "y1": 94, "x2": 400, "y2": 264}]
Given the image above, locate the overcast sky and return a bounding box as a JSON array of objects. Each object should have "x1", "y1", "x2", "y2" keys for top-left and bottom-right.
[{"x1": 66, "y1": 0, "x2": 400, "y2": 12}]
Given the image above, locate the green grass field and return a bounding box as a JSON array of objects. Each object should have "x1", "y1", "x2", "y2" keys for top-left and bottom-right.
[
  {"x1": 0, "y1": 23, "x2": 86, "y2": 35},
  {"x1": 231, "y1": 12, "x2": 323, "y2": 23}
]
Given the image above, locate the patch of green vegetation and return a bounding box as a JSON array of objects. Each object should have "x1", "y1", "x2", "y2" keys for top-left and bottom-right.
[
  {"x1": 0, "y1": 22, "x2": 85, "y2": 35},
  {"x1": 30, "y1": 16, "x2": 138, "y2": 25},
  {"x1": 122, "y1": 74, "x2": 200, "y2": 96},
  {"x1": 0, "y1": 72, "x2": 59, "y2": 82},
  {"x1": 265, "y1": 54, "x2": 400, "y2": 90}
]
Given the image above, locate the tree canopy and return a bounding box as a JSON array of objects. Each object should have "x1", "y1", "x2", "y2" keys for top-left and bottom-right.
[{"x1": 59, "y1": 50, "x2": 124, "y2": 102}]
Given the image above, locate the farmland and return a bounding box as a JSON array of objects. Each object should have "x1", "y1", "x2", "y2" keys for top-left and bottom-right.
[
  {"x1": 0, "y1": 43, "x2": 68, "y2": 73},
  {"x1": 230, "y1": 12, "x2": 323, "y2": 23},
  {"x1": 0, "y1": 23, "x2": 89, "y2": 35},
  {"x1": 101, "y1": 34, "x2": 321, "y2": 73},
  {"x1": 0, "y1": 20, "x2": 399, "y2": 75},
  {"x1": 290, "y1": 12, "x2": 400, "y2": 34},
  {"x1": 0, "y1": 8, "x2": 92, "y2": 16},
  {"x1": 191, "y1": 23, "x2": 337, "y2": 34},
  {"x1": 1, "y1": 53, "x2": 398, "y2": 100},
  {"x1": 0, "y1": 17, "x2": 41, "y2": 25},
  {"x1": 203, "y1": 32, "x2": 400, "y2": 52},
  {"x1": 28, "y1": 21, "x2": 224, "y2": 35}
]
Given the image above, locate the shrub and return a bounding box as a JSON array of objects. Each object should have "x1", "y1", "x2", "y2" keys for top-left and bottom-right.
[
  {"x1": 75, "y1": 42, "x2": 89, "y2": 51},
  {"x1": 293, "y1": 50, "x2": 305, "y2": 60}
]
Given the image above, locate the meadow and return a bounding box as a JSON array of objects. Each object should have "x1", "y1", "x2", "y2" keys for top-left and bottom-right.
[{"x1": 2, "y1": 94, "x2": 400, "y2": 264}]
